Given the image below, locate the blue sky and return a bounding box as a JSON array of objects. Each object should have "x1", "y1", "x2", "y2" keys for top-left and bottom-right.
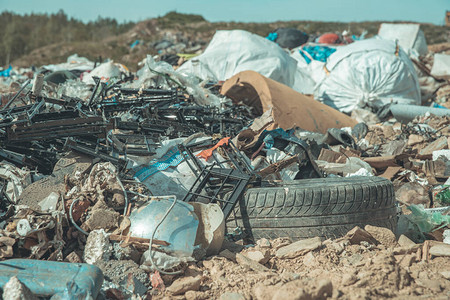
[{"x1": 1, "y1": 0, "x2": 449, "y2": 25}]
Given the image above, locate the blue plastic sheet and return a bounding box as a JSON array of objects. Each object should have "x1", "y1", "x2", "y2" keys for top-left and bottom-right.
[
  {"x1": 130, "y1": 40, "x2": 141, "y2": 49},
  {"x1": 299, "y1": 46, "x2": 336, "y2": 64},
  {"x1": 0, "y1": 259, "x2": 103, "y2": 298},
  {"x1": 0, "y1": 65, "x2": 12, "y2": 77},
  {"x1": 133, "y1": 146, "x2": 184, "y2": 181},
  {"x1": 266, "y1": 32, "x2": 278, "y2": 42}
]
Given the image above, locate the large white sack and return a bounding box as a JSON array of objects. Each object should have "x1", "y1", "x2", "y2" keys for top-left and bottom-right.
[
  {"x1": 290, "y1": 46, "x2": 328, "y2": 94},
  {"x1": 314, "y1": 39, "x2": 421, "y2": 113},
  {"x1": 177, "y1": 30, "x2": 298, "y2": 87},
  {"x1": 431, "y1": 53, "x2": 450, "y2": 80},
  {"x1": 378, "y1": 23, "x2": 428, "y2": 57}
]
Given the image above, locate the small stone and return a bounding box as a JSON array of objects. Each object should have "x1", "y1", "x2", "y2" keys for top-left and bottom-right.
[
  {"x1": 275, "y1": 237, "x2": 322, "y2": 259},
  {"x1": 65, "y1": 251, "x2": 83, "y2": 263},
  {"x1": 185, "y1": 290, "x2": 208, "y2": 300},
  {"x1": 345, "y1": 226, "x2": 378, "y2": 245},
  {"x1": 245, "y1": 250, "x2": 270, "y2": 264},
  {"x1": 167, "y1": 276, "x2": 202, "y2": 295},
  {"x1": 83, "y1": 229, "x2": 112, "y2": 265},
  {"x1": 219, "y1": 249, "x2": 236, "y2": 262},
  {"x1": 429, "y1": 243, "x2": 450, "y2": 257},
  {"x1": 272, "y1": 279, "x2": 310, "y2": 300},
  {"x1": 256, "y1": 238, "x2": 271, "y2": 248},
  {"x1": 342, "y1": 273, "x2": 358, "y2": 286},
  {"x1": 364, "y1": 225, "x2": 397, "y2": 248},
  {"x1": 219, "y1": 292, "x2": 246, "y2": 300},
  {"x1": 2, "y1": 276, "x2": 37, "y2": 300},
  {"x1": 312, "y1": 278, "x2": 333, "y2": 299},
  {"x1": 440, "y1": 271, "x2": 450, "y2": 280},
  {"x1": 302, "y1": 251, "x2": 316, "y2": 267},
  {"x1": 253, "y1": 284, "x2": 277, "y2": 300},
  {"x1": 397, "y1": 235, "x2": 417, "y2": 248},
  {"x1": 236, "y1": 253, "x2": 270, "y2": 272}
]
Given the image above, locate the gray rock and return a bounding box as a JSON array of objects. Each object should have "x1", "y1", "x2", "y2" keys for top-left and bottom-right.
[
  {"x1": 430, "y1": 243, "x2": 450, "y2": 257},
  {"x1": 83, "y1": 229, "x2": 111, "y2": 265},
  {"x1": 236, "y1": 253, "x2": 270, "y2": 272},
  {"x1": 2, "y1": 276, "x2": 37, "y2": 300},
  {"x1": 167, "y1": 276, "x2": 202, "y2": 295},
  {"x1": 219, "y1": 292, "x2": 246, "y2": 300},
  {"x1": 275, "y1": 237, "x2": 322, "y2": 258}
]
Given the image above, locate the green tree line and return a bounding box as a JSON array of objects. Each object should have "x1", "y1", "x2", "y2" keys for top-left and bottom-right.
[{"x1": 0, "y1": 10, "x2": 135, "y2": 67}]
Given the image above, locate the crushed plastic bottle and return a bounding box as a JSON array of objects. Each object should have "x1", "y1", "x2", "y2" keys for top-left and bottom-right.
[{"x1": 433, "y1": 185, "x2": 450, "y2": 206}]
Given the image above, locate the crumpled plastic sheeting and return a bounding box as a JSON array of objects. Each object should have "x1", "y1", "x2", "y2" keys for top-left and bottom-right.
[
  {"x1": 0, "y1": 163, "x2": 32, "y2": 204},
  {"x1": 82, "y1": 61, "x2": 121, "y2": 85},
  {"x1": 41, "y1": 54, "x2": 95, "y2": 72},
  {"x1": 56, "y1": 79, "x2": 92, "y2": 101},
  {"x1": 265, "y1": 148, "x2": 299, "y2": 181},
  {"x1": 314, "y1": 39, "x2": 421, "y2": 113},
  {"x1": 129, "y1": 55, "x2": 222, "y2": 107},
  {"x1": 177, "y1": 30, "x2": 298, "y2": 89},
  {"x1": 132, "y1": 136, "x2": 228, "y2": 200}
]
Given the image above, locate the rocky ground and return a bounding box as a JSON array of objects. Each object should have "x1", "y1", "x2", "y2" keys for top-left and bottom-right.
[{"x1": 139, "y1": 226, "x2": 450, "y2": 300}]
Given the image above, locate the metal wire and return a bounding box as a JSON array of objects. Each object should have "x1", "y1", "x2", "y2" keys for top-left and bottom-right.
[
  {"x1": 69, "y1": 198, "x2": 89, "y2": 236},
  {"x1": 115, "y1": 174, "x2": 129, "y2": 215}
]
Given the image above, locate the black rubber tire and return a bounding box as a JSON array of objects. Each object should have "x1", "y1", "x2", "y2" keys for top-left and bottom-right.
[{"x1": 226, "y1": 176, "x2": 397, "y2": 241}]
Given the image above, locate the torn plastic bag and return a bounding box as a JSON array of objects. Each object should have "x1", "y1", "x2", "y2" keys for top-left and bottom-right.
[
  {"x1": 314, "y1": 39, "x2": 421, "y2": 113},
  {"x1": 82, "y1": 61, "x2": 121, "y2": 85},
  {"x1": 0, "y1": 162, "x2": 32, "y2": 204},
  {"x1": 131, "y1": 55, "x2": 221, "y2": 106},
  {"x1": 177, "y1": 30, "x2": 298, "y2": 88},
  {"x1": 41, "y1": 54, "x2": 95, "y2": 73}
]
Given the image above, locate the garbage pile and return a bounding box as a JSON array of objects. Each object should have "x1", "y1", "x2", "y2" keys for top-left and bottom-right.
[{"x1": 0, "y1": 23, "x2": 449, "y2": 299}]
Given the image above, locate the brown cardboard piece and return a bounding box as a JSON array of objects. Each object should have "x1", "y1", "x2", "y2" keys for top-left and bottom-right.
[{"x1": 221, "y1": 71, "x2": 357, "y2": 134}]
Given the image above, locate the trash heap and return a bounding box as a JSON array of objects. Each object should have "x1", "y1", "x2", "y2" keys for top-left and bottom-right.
[{"x1": 0, "y1": 24, "x2": 449, "y2": 299}]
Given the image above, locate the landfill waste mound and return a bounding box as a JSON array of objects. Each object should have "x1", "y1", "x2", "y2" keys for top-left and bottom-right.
[{"x1": 0, "y1": 24, "x2": 449, "y2": 299}]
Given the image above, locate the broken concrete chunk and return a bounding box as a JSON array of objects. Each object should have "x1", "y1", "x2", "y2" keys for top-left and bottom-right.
[
  {"x1": 83, "y1": 229, "x2": 112, "y2": 265},
  {"x1": 236, "y1": 253, "x2": 270, "y2": 272},
  {"x1": 364, "y1": 225, "x2": 397, "y2": 248},
  {"x1": 256, "y1": 238, "x2": 272, "y2": 248},
  {"x1": 275, "y1": 237, "x2": 322, "y2": 259},
  {"x1": 167, "y1": 276, "x2": 202, "y2": 295},
  {"x1": 345, "y1": 226, "x2": 378, "y2": 245},
  {"x1": 2, "y1": 276, "x2": 37, "y2": 300},
  {"x1": 398, "y1": 235, "x2": 417, "y2": 248},
  {"x1": 244, "y1": 249, "x2": 270, "y2": 264},
  {"x1": 429, "y1": 243, "x2": 450, "y2": 257}
]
